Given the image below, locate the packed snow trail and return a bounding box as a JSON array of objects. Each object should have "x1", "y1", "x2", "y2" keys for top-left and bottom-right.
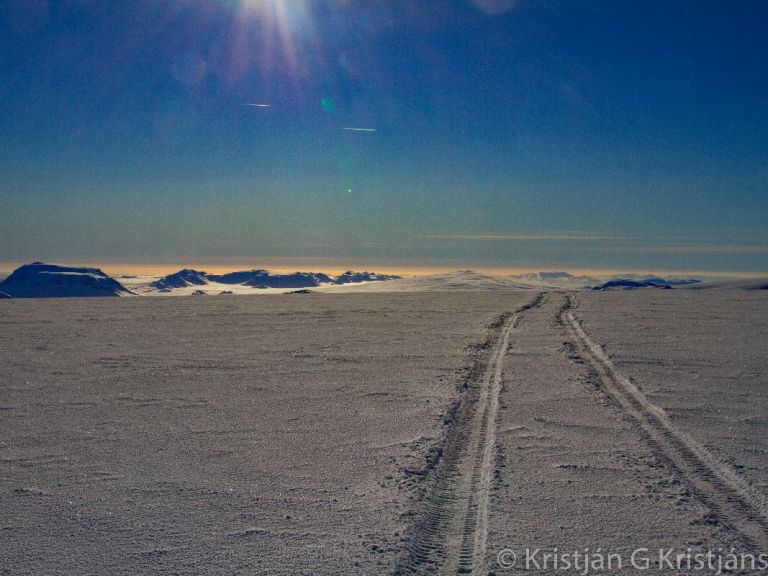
[
  {"x1": 396, "y1": 293, "x2": 545, "y2": 575},
  {"x1": 561, "y1": 294, "x2": 768, "y2": 551}
]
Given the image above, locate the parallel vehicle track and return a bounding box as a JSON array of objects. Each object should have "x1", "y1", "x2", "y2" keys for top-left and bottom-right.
[
  {"x1": 396, "y1": 293, "x2": 545, "y2": 575},
  {"x1": 561, "y1": 294, "x2": 768, "y2": 550}
]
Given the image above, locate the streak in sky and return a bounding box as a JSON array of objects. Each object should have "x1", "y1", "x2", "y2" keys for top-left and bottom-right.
[{"x1": 341, "y1": 127, "x2": 376, "y2": 132}]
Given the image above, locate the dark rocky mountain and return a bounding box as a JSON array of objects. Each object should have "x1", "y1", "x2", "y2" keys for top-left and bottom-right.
[
  {"x1": 333, "y1": 271, "x2": 401, "y2": 285},
  {"x1": 151, "y1": 269, "x2": 209, "y2": 290},
  {"x1": 592, "y1": 279, "x2": 672, "y2": 291},
  {"x1": 209, "y1": 269, "x2": 334, "y2": 288},
  {"x1": 0, "y1": 262, "x2": 132, "y2": 298}
]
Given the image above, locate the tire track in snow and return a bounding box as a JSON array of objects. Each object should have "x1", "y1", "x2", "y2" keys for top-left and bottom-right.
[
  {"x1": 396, "y1": 293, "x2": 546, "y2": 575},
  {"x1": 561, "y1": 294, "x2": 768, "y2": 550}
]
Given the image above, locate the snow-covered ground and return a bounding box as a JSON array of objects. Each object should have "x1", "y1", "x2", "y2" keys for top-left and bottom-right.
[
  {"x1": 0, "y1": 292, "x2": 528, "y2": 574},
  {"x1": 2, "y1": 289, "x2": 767, "y2": 574}
]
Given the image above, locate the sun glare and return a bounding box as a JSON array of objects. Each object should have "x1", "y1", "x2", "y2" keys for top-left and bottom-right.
[{"x1": 224, "y1": 0, "x2": 315, "y2": 81}]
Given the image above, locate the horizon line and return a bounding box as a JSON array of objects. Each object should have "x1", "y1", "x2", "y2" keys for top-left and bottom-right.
[{"x1": 1, "y1": 259, "x2": 766, "y2": 279}]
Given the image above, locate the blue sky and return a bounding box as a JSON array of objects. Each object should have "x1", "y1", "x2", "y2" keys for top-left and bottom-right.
[{"x1": 1, "y1": 0, "x2": 767, "y2": 273}]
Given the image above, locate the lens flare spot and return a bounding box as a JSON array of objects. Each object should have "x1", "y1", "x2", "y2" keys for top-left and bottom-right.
[{"x1": 321, "y1": 98, "x2": 336, "y2": 113}]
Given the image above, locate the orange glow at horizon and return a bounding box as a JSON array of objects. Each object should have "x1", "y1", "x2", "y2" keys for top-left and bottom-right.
[{"x1": 1, "y1": 259, "x2": 766, "y2": 279}]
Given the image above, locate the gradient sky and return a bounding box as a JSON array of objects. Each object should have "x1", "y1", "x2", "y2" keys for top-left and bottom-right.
[{"x1": 1, "y1": 0, "x2": 767, "y2": 273}]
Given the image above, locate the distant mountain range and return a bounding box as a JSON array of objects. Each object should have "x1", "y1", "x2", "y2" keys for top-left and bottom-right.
[
  {"x1": 150, "y1": 268, "x2": 401, "y2": 291},
  {"x1": 0, "y1": 263, "x2": 403, "y2": 297},
  {"x1": 0, "y1": 262, "x2": 721, "y2": 298}
]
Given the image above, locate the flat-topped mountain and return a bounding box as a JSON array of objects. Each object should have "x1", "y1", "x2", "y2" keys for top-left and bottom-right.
[
  {"x1": 0, "y1": 262, "x2": 133, "y2": 298},
  {"x1": 592, "y1": 279, "x2": 673, "y2": 291},
  {"x1": 208, "y1": 270, "x2": 334, "y2": 288}
]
